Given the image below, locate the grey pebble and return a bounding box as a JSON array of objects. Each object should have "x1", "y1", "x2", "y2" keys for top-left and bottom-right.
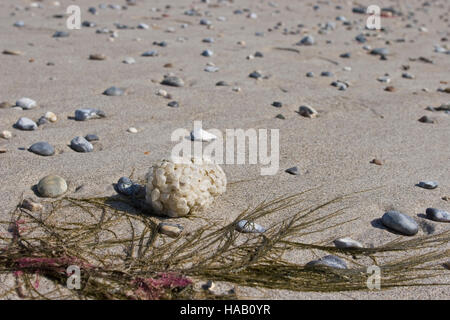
[
  {"x1": 85, "y1": 134, "x2": 99, "y2": 142},
  {"x1": 321, "y1": 71, "x2": 334, "y2": 77},
  {"x1": 161, "y1": 75, "x2": 184, "y2": 87},
  {"x1": 249, "y1": 71, "x2": 263, "y2": 79},
  {"x1": 53, "y1": 31, "x2": 69, "y2": 38},
  {"x1": 285, "y1": 166, "x2": 300, "y2": 175},
  {"x1": 426, "y1": 208, "x2": 450, "y2": 222},
  {"x1": 306, "y1": 255, "x2": 347, "y2": 269},
  {"x1": 381, "y1": 211, "x2": 419, "y2": 236},
  {"x1": 272, "y1": 101, "x2": 282, "y2": 108},
  {"x1": 418, "y1": 181, "x2": 438, "y2": 189},
  {"x1": 333, "y1": 238, "x2": 363, "y2": 249},
  {"x1": 103, "y1": 86, "x2": 125, "y2": 96},
  {"x1": 298, "y1": 35, "x2": 315, "y2": 46},
  {"x1": 115, "y1": 177, "x2": 142, "y2": 196},
  {"x1": 74, "y1": 108, "x2": 106, "y2": 121},
  {"x1": 168, "y1": 101, "x2": 179, "y2": 108},
  {"x1": 37, "y1": 175, "x2": 67, "y2": 198},
  {"x1": 235, "y1": 220, "x2": 266, "y2": 233},
  {"x1": 29, "y1": 142, "x2": 55, "y2": 156},
  {"x1": 216, "y1": 81, "x2": 230, "y2": 86},
  {"x1": 142, "y1": 50, "x2": 158, "y2": 57},
  {"x1": 14, "y1": 117, "x2": 37, "y2": 130},
  {"x1": 70, "y1": 136, "x2": 94, "y2": 153},
  {"x1": 418, "y1": 115, "x2": 434, "y2": 123},
  {"x1": 201, "y1": 49, "x2": 213, "y2": 57},
  {"x1": 306, "y1": 72, "x2": 314, "y2": 77},
  {"x1": 370, "y1": 48, "x2": 389, "y2": 56},
  {"x1": 204, "y1": 66, "x2": 219, "y2": 72}
]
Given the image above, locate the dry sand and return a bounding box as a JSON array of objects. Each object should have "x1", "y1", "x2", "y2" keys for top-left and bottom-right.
[{"x1": 0, "y1": 0, "x2": 449, "y2": 299}]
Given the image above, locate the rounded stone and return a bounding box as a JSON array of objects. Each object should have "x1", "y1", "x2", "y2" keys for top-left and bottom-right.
[
  {"x1": 37, "y1": 175, "x2": 67, "y2": 198},
  {"x1": 425, "y1": 208, "x2": 450, "y2": 222},
  {"x1": 70, "y1": 136, "x2": 94, "y2": 153},
  {"x1": 29, "y1": 142, "x2": 55, "y2": 156},
  {"x1": 14, "y1": 117, "x2": 37, "y2": 130},
  {"x1": 381, "y1": 211, "x2": 419, "y2": 236},
  {"x1": 306, "y1": 255, "x2": 347, "y2": 269}
]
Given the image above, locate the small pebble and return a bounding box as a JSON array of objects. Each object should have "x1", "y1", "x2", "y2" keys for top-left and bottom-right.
[
  {"x1": 305, "y1": 255, "x2": 347, "y2": 269},
  {"x1": 306, "y1": 72, "x2": 314, "y2": 77},
  {"x1": 115, "y1": 177, "x2": 142, "y2": 196},
  {"x1": 74, "y1": 109, "x2": 106, "y2": 121},
  {"x1": 418, "y1": 181, "x2": 438, "y2": 189},
  {"x1": 37, "y1": 175, "x2": 67, "y2": 198},
  {"x1": 0, "y1": 130, "x2": 12, "y2": 139},
  {"x1": 298, "y1": 35, "x2": 315, "y2": 46},
  {"x1": 89, "y1": 54, "x2": 107, "y2": 61},
  {"x1": 168, "y1": 101, "x2": 179, "y2": 108},
  {"x1": 381, "y1": 211, "x2": 419, "y2": 236},
  {"x1": 371, "y1": 159, "x2": 383, "y2": 165},
  {"x1": 418, "y1": 115, "x2": 434, "y2": 123},
  {"x1": 285, "y1": 167, "x2": 300, "y2": 175},
  {"x1": 275, "y1": 114, "x2": 285, "y2": 120},
  {"x1": 142, "y1": 50, "x2": 159, "y2": 57},
  {"x1": 425, "y1": 208, "x2": 450, "y2": 222},
  {"x1": 333, "y1": 238, "x2": 363, "y2": 249},
  {"x1": 370, "y1": 48, "x2": 389, "y2": 56},
  {"x1": 85, "y1": 134, "x2": 99, "y2": 142},
  {"x1": 123, "y1": 57, "x2": 136, "y2": 64},
  {"x1": 235, "y1": 220, "x2": 266, "y2": 233},
  {"x1": 249, "y1": 71, "x2": 263, "y2": 79},
  {"x1": 28, "y1": 142, "x2": 55, "y2": 156},
  {"x1": 44, "y1": 112, "x2": 57, "y2": 123},
  {"x1": 216, "y1": 81, "x2": 230, "y2": 86},
  {"x1": 204, "y1": 66, "x2": 219, "y2": 72},
  {"x1": 298, "y1": 105, "x2": 318, "y2": 118},
  {"x1": 272, "y1": 101, "x2": 282, "y2": 108},
  {"x1": 70, "y1": 136, "x2": 94, "y2": 153},
  {"x1": 53, "y1": 31, "x2": 69, "y2": 38},
  {"x1": 103, "y1": 86, "x2": 125, "y2": 96},
  {"x1": 16, "y1": 98, "x2": 37, "y2": 110},
  {"x1": 201, "y1": 50, "x2": 213, "y2": 57},
  {"x1": 127, "y1": 127, "x2": 138, "y2": 133},
  {"x1": 385, "y1": 86, "x2": 396, "y2": 92},
  {"x1": 321, "y1": 71, "x2": 334, "y2": 77},
  {"x1": 161, "y1": 75, "x2": 184, "y2": 87},
  {"x1": 14, "y1": 117, "x2": 37, "y2": 131},
  {"x1": 158, "y1": 222, "x2": 184, "y2": 238},
  {"x1": 0, "y1": 102, "x2": 13, "y2": 109}
]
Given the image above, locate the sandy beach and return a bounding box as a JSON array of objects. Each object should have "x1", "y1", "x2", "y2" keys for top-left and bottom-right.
[{"x1": 0, "y1": 0, "x2": 449, "y2": 300}]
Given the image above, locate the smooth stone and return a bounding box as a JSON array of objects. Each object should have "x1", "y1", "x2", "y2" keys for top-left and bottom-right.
[
  {"x1": 204, "y1": 66, "x2": 219, "y2": 72},
  {"x1": 426, "y1": 208, "x2": 450, "y2": 222},
  {"x1": 235, "y1": 220, "x2": 266, "y2": 233},
  {"x1": 254, "y1": 51, "x2": 264, "y2": 58},
  {"x1": 306, "y1": 72, "x2": 314, "y2": 77},
  {"x1": 202, "y1": 37, "x2": 214, "y2": 43},
  {"x1": 89, "y1": 54, "x2": 107, "y2": 60},
  {"x1": 418, "y1": 115, "x2": 434, "y2": 123},
  {"x1": 85, "y1": 134, "x2": 99, "y2": 142},
  {"x1": 142, "y1": 50, "x2": 158, "y2": 57},
  {"x1": 272, "y1": 101, "x2": 282, "y2": 108},
  {"x1": 158, "y1": 222, "x2": 184, "y2": 238},
  {"x1": 402, "y1": 73, "x2": 415, "y2": 79},
  {"x1": 418, "y1": 181, "x2": 438, "y2": 189},
  {"x1": 37, "y1": 175, "x2": 67, "y2": 198},
  {"x1": 115, "y1": 177, "x2": 142, "y2": 196},
  {"x1": 123, "y1": 57, "x2": 136, "y2": 64},
  {"x1": 333, "y1": 238, "x2": 363, "y2": 249},
  {"x1": 29, "y1": 142, "x2": 55, "y2": 156},
  {"x1": 0, "y1": 130, "x2": 12, "y2": 139},
  {"x1": 306, "y1": 255, "x2": 347, "y2": 269},
  {"x1": 74, "y1": 108, "x2": 106, "y2": 121},
  {"x1": 340, "y1": 52, "x2": 351, "y2": 58},
  {"x1": 44, "y1": 111, "x2": 57, "y2": 122},
  {"x1": 14, "y1": 117, "x2": 37, "y2": 130},
  {"x1": 275, "y1": 114, "x2": 285, "y2": 120},
  {"x1": 14, "y1": 21, "x2": 25, "y2": 27},
  {"x1": 298, "y1": 105, "x2": 318, "y2": 118},
  {"x1": 355, "y1": 34, "x2": 367, "y2": 43},
  {"x1": 37, "y1": 116, "x2": 49, "y2": 126},
  {"x1": 70, "y1": 136, "x2": 93, "y2": 153},
  {"x1": 168, "y1": 101, "x2": 179, "y2": 108},
  {"x1": 127, "y1": 127, "x2": 138, "y2": 133},
  {"x1": 321, "y1": 71, "x2": 334, "y2": 77},
  {"x1": 16, "y1": 98, "x2": 37, "y2": 109},
  {"x1": 190, "y1": 128, "x2": 217, "y2": 142},
  {"x1": 285, "y1": 166, "x2": 299, "y2": 175},
  {"x1": 53, "y1": 31, "x2": 69, "y2": 38},
  {"x1": 298, "y1": 35, "x2": 315, "y2": 45},
  {"x1": 249, "y1": 71, "x2": 263, "y2": 79},
  {"x1": 370, "y1": 48, "x2": 389, "y2": 56},
  {"x1": 103, "y1": 86, "x2": 125, "y2": 96},
  {"x1": 137, "y1": 23, "x2": 149, "y2": 29},
  {"x1": 161, "y1": 76, "x2": 184, "y2": 87},
  {"x1": 381, "y1": 211, "x2": 419, "y2": 236},
  {"x1": 82, "y1": 21, "x2": 96, "y2": 27},
  {"x1": 216, "y1": 81, "x2": 230, "y2": 86},
  {"x1": 201, "y1": 50, "x2": 213, "y2": 57}
]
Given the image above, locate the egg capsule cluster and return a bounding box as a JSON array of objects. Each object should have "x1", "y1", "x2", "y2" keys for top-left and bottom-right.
[{"x1": 145, "y1": 157, "x2": 227, "y2": 217}]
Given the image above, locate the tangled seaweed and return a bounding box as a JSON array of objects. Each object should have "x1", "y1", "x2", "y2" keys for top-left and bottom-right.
[{"x1": 0, "y1": 188, "x2": 448, "y2": 299}]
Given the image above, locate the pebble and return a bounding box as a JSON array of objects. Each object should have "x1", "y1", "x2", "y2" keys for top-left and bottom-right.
[
  {"x1": 305, "y1": 255, "x2": 347, "y2": 269},
  {"x1": 298, "y1": 105, "x2": 318, "y2": 118},
  {"x1": 418, "y1": 115, "x2": 434, "y2": 124},
  {"x1": 123, "y1": 57, "x2": 136, "y2": 64},
  {"x1": 137, "y1": 23, "x2": 149, "y2": 30},
  {"x1": 70, "y1": 136, "x2": 94, "y2": 153},
  {"x1": 285, "y1": 166, "x2": 300, "y2": 175},
  {"x1": 340, "y1": 52, "x2": 351, "y2": 58},
  {"x1": 44, "y1": 111, "x2": 57, "y2": 122},
  {"x1": 37, "y1": 175, "x2": 67, "y2": 198},
  {"x1": 168, "y1": 101, "x2": 179, "y2": 108},
  {"x1": 249, "y1": 71, "x2": 263, "y2": 79},
  {"x1": 272, "y1": 101, "x2": 282, "y2": 108},
  {"x1": 0, "y1": 102, "x2": 13, "y2": 108},
  {"x1": 190, "y1": 128, "x2": 217, "y2": 142},
  {"x1": 370, "y1": 48, "x2": 389, "y2": 56},
  {"x1": 127, "y1": 127, "x2": 138, "y2": 133},
  {"x1": 235, "y1": 220, "x2": 266, "y2": 233},
  {"x1": 321, "y1": 71, "x2": 334, "y2": 77},
  {"x1": 0, "y1": 130, "x2": 12, "y2": 139},
  {"x1": 417, "y1": 181, "x2": 438, "y2": 189},
  {"x1": 74, "y1": 108, "x2": 106, "y2": 121},
  {"x1": 37, "y1": 116, "x2": 49, "y2": 126},
  {"x1": 28, "y1": 142, "x2": 55, "y2": 156},
  {"x1": 385, "y1": 86, "x2": 396, "y2": 92},
  {"x1": 377, "y1": 76, "x2": 391, "y2": 83},
  {"x1": 142, "y1": 50, "x2": 159, "y2": 57},
  {"x1": 425, "y1": 208, "x2": 450, "y2": 222},
  {"x1": 202, "y1": 37, "x2": 214, "y2": 43},
  {"x1": 2, "y1": 50, "x2": 23, "y2": 56},
  {"x1": 381, "y1": 211, "x2": 419, "y2": 236},
  {"x1": 161, "y1": 75, "x2": 184, "y2": 87},
  {"x1": 306, "y1": 72, "x2": 314, "y2": 77},
  {"x1": 355, "y1": 34, "x2": 367, "y2": 43},
  {"x1": 201, "y1": 50, "x2": 213, "y2": 57},
  {"x1": 16, "y1": 98, "x2": 37, "y2": 110},
  {"x1": 115, "y1": 177, "x2": 142, "y2": 196},
  {"x1": 85, "y1": 134, "x2": 99, "y2": 142},
  {"x1": 158, "y1": 222, "x2": 184, "y2": 238},
  {"x1": 89, "y1": 54, "x2": 107, "y2": 61},
  {"x1": 275, "y1": 114, "x2": 285, "y2": 120},
  {"x1": 103, "y1": 86, "x2": 125, "y2": 96},
  {"x1": 0, "y1": 148, "x2": 6, "y2": 154},
  {"x1": 14, "y1": 117, "x2": 38, "y2": 130},
  {"x1": 402, "y1": 73, "x2": 415, "y2": 79},
  {"x1": 53, "y1": 31, "x2": 69, "y2": 38},
  {"x1": 370, "y1": 159, "x2": 383, "y2": 165},
  {"x1": 216, "y1": 81, "x2": 230, "y2": 86},
  {"x1": 298, "y1": 35, "x2": 315, "y2": 46},
  {"x1": 14, "y1": 21, "x2": 25, "y2": 28},
  {"x1": 333, "y1": 238, "x2": 363, "y2": 249},
  {"x1": 204, "y1": 66, "x2": 219, "y2": 72},
  {"x1": 21, "y1": 198, "x2": 43, "y2": 212}
]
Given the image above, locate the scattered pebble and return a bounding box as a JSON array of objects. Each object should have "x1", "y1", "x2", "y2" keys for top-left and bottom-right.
[
  {"x1": 37, "y1": 175, "x2": 67, "y2": 198},
  {"x1": 0, "y1": 130, "x2": 12, "y2": 139},
  {"x1": 285, "y1": 167, "x2": 300, "y2": 175},
  {"x1": 123, "y1": 57, "x2": 136, "y2": 64},
  {"x1": 381, "y1": 211, "x2": 419, "y2": 236},
  {"x1": 370, "y1": 159, "x2": 383, "y2": 165},
  {"x1": 103, "y1": 86, "x2": 125, "y2": 96},
  {"x1": 201, "y1": 50, "x2": 213, "y2": 57},
  {"x1": 161, "y1": 75, "x2": 184, "y2": 87},
  {"x1": 298, "y1": 105, "x2": 318, "y2": 118},
  {"x1": 168, "y1": 101, "x2": 179, "y2": 108},
  {"x1": 297, "y1": 35, "x2": 315, "y2": 46},
  {"x1": 425, "y1": 208, "x2": 450, "y2": 222},
  {"x1": 158, "y1": 222, "x2": 184, "y2": 238},
  {"x1": 74, "y1": 109, "x2": 106, "y2": 121},
  {"x1": 418, "y1": 115, "x2": 434, "y2": 123},
  {"x1": 16, "y1": 98, "x2": 37, "y2": 110},
  {"x1": 235, "y1": 220, "x2": 266, "y2": 233},
  {"x1": 14, "y1": 117, "x2": 37, "y2": 131},
  {"x1": 70, "y1": 136, "x2": 94, "y2": 153},
  {"x1": 0, "y1": 102, "x2": 13, "y2": 108},
  {"x1": 272, "y1": 101, "x2": 282, "y2": 108},
  {"x1": 417, "y1": 181, "x2": 438, "y2": 189},
  {"x1": 305, "y1": 255, "x2": 347, "y2": 269},
  {"x1": 115, "y1": 177, "x2": 142, "y2": 196},
  {"x1": 127, "y1": 127, "x2": 138, "y2": 133},
  {"x1": 85, "y1": 134, "x2": 99, "y2": 142},
  {"x1": 28, "y1": 142, "x2": 55, "y2": 156},
  {"x1": 333, "y1": 238, "x2": 363, "y2": 249},
  {"x1": 249, "y1": 71, "x2": 263, "y2": 79},
  {"x1": 142, "y1": 50, "x2": 159, "y2": 57},
  {"x1": 89, "y1": 54, "x2": 107, "y2": 61}
]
